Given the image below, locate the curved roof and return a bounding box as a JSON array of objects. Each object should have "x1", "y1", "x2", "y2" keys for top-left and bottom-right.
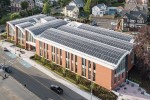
[
  {"x1": 25, "y1": 19, "x2": 67, "y2": 36},
  {"x1": 7, "y1": 14, "x2": 46, "y2": 26},
  {"x1": 15, "y1": 22, "x2": 33, "y2": 34},
  {"x1": 38, "y1": 28, "x2": 128, "y2": 69},
  {"x1": 58, "y1": 25, "x2": 134, "y2": 52},
  {"x1": 78, "y1": 24, "x2": 134, "y2": 42},
  {"x1": 41, "y1": 16, "x2": 56, "y2": 21}
]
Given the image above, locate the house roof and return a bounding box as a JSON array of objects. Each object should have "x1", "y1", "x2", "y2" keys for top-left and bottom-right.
[
  {"x1": 73, "y1": 0, "x2": 84, "y2": 4},
  {"x1": 125, "y1": 11, "x2": 147, "y2": 21},
  {"x1": 11, "y1": 0, "x2": 34, "y2": 3},
  {"x1": 94, "y1": 3, "x2": 106, "y2": 9},
  {"x1": 39, "y1": 28, "x2": 128, "y2": 69},
  {"x1": 66, "y1": 5, "x2": 77, "y2": 10}
]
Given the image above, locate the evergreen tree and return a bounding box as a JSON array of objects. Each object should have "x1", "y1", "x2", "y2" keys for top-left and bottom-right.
[
  {"x1": 83, "y1": 0, "x2": 91, "y2": 13},
  {"x1": 42, "y1": 2, "x2": 51, "y2": 15}
]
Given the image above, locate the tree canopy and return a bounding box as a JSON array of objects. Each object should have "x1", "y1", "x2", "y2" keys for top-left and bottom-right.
[
  {"x1": 42, "y1": 2, "x2": 51, "y2": 15},
  {"x1": 83, "y1": 0, "x2": 92, "y2": 13},
  {"x1": 21, "y1": 1, "x2": 29, "y2": 10},
  {"x1": 10, "y1": 13, "x2": 21, "y2": 20},
  {"x1": 134, "y1": 26, "x2": 150, "y2": 79}
]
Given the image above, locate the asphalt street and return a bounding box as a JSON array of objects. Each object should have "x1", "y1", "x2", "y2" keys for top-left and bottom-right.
[{"x1": 0, "y1": 47, "x2": 86, "y2": 100}]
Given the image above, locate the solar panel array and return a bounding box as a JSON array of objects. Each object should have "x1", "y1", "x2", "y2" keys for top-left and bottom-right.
[
  {"x1": 40, "y1": 28, "x2": 127, "y2": 65},
  {"x1": 78, "y1": 24, "x2": 134, "y2": 42},
  {"x1": 9, "y1": 14, "x2": 46, "y2": 25},
  {"x1": 16, "y1": 22, "x2": 33, "y2": 29},
  {"x1": 27, "y1": 19, "x2": 67, "y2": 36},
  {"x1": 58, "y1": 25, "x2": 133, "y2": 52},
  {"x1": 42, "y1": 16, "x2": 56, "y2": 21}
]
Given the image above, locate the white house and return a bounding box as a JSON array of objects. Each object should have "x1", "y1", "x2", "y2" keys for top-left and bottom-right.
[
  {"x1": 92, "y1": 3, "x2": 107, "y2": 17},
  {"x1": 63, "y1": 5, "x2": 79, "y2": 18},
  {"x1": 69, "y1": 0, "x2": 84, "y2": 8}
]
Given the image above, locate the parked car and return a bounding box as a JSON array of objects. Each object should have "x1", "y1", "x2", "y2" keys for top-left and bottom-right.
[
  {"x1": 50, "y1": 85, "x2": 63, "y2": 94},
  {"x1": 2, "y1": 66, "x2": 12, "y2": 73},
  {"x1": 3, "y1": 47, "x2": 9, "y2": 52}
]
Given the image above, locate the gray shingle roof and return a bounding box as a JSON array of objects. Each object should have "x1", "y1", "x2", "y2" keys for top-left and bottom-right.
[
  {"x1": 66, "y1": 5, "x2": 76, "y2": 10},
  {"x1": 73, "y1": 0, "x2": 84, "y2": 4}
]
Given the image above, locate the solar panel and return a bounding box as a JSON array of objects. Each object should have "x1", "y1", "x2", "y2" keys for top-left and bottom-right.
[
  {"x1": 42, "y1": 16, "x2": 56, "y2": 21},
  {"x1": 40, "y1": 28, "x2": 127, "y2": 65},
  {"x1": 27, "y1": 19, "x2": 67, "y2": 36},
  {"x1": 58, "y1": 25, "x2": 133, "y2": 52},
  {"x1": 9, "y1": 14, "x2": 46, "y2": 25},
  {"x1": 78, "y1": 24, "x2": 134, "y2": 42},
  {"x1": 16, "y1": 22, "x2": 33, "y2": 29}
]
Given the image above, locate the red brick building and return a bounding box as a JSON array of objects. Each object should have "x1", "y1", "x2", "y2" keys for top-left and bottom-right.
[{"x1": 6, "y1": 15, "x2": 135, "y2": 90}]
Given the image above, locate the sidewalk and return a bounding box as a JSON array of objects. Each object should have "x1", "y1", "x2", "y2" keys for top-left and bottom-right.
[{"x1": 1, "y1": 41, "x2": 100, "y2": 100}]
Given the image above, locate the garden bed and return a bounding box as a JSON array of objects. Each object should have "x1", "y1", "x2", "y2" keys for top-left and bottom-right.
[{"x1": 30, "y1": 54, "x2": 117, "y2": 100}]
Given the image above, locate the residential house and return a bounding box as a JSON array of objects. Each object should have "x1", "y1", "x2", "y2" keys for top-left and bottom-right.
[
  {"x1": 124, "y1": 0, "x2": 148, "y2": 11},
  {"x1": 35, "y1": 0, "x2": 43, "y2": 8},
  {"x1": 123, "y1": 11, "x2": 147, "y2": 31},
  {"x1": 92, "y1": 3, "x2": 107, "y2": 17},
  {"x1": 125, "y1": 0, "x2": 148, "y2": 4},
  {"x1": 10, "y1": 0, "x2": 35, "y2": 12},
  {"x1": 63, "y1": 5, "x2": 79, "y2": 18},
  {"x1": 69, "y1": 0, "x2": 84, "y2": 8}
]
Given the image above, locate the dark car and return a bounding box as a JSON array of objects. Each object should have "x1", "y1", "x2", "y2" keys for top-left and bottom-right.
[
  {"x1": 3, "y1": 47, "x2": 9, "y2": 52},
  {"x1": 2, "y1": 66, "x2": 12, "y2": 73},
  {"x1": 50, "y1": 85, "x2": 63, "y2": 94}
]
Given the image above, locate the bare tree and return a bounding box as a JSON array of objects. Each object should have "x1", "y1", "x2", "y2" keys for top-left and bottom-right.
[{"x1": 134, "y1": 25, "x2": 150, "y2": 78}]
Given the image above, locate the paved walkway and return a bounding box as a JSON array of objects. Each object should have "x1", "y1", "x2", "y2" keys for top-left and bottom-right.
[
  {"x1": 1, "y1": 41, "x2": 100, "y2": 100},
  {"x1": 113, "y1": 81, "x2": 150, "y2": 100}
]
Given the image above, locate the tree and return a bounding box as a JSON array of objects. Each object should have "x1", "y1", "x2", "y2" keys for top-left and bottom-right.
[
  {"x1": 10, "y1": 13, "x2": 21, "y2": 20},
  {"x1": 83, "y1": 0, "x2": 91, "y2": 14},
  {"x1": 21, "y1": 1, "x2": 29, "y2": 11},
  {"x1": 134, "y1": 26, "x2": 150, "y2": 79},
  {"x1": 42, "y1": 2, "x2": 51, "y2": 15},
  {"x1": 19, "y1": 10, "x2": 28, "y2": 17}
]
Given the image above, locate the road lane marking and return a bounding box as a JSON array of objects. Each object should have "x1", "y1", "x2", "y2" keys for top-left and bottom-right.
[{"x1": 5, "y1": 58, "x2": 65, "y2": 100}]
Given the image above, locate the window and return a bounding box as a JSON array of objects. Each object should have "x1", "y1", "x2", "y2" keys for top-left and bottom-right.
[
  {"x1": 75, "y1": 55, "x2": 77, "y2": 73},
  {"x1": 66, "y1": 52, "x2": 70, "y2": 69},
  {"x1": 82, "y1": 58, "x2": 86, "y2": 77},
  {"x1": 71, "y1": 54, "x2": 73, "y2": 61},
  {"x1": 93, "y1": 72, "x2": 95, "y2": 81},
  {"x1": 118, "y1": 75, "x2": 120, "y2": 81},
  {"x1": 60, "y1": 49, "x2": 62, "y2": 65},
  {"x1": 88, "y1": 71, "x2": 91, "y2": 79},
  {"x1": 93, "y1": 63, "x2": 96, "y2": 70},
  {"x1": 88, "y1": 61, "x2": 91, "y2": 68},
  {"x1": 114, "y1": 77, "x2": 117, "y2": 84},
  {"x1": 122, "y1": 72, "x2": 124, "y2": 78}
]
